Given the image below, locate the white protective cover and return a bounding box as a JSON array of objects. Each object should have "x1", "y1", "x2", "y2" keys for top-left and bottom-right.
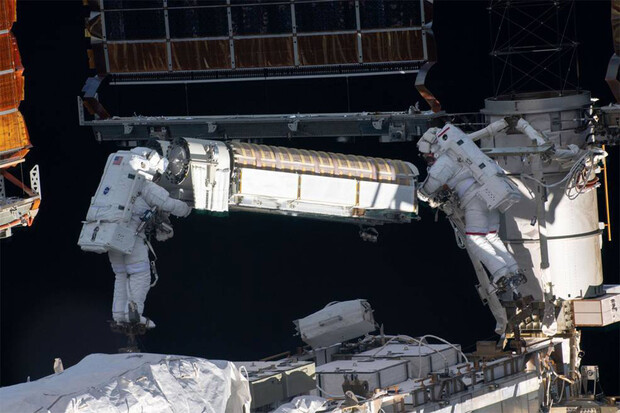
[
  {"x1": 294, "y1": 300, "x2": 376, "y2": 349},
  {"x1": 271, "y1": 396, "x2": 327, "y2": 413},
  {"x1": 0, "y1": 353, "x2": 251, "y2": 413},
  {"x1": 436, "y1": 124, "x2": 522, "y2": 212}
]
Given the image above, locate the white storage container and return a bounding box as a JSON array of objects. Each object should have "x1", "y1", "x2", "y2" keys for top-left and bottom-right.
[
  {"x1": 315, "y1": 359, "x2": 408, "y2": 397},
  {"x1": 354, "y1": 343, "x2": 461, "y2": 378},
  {"x1": 294, "y1": 300, "x2": 376, "y2": 348},
  {"x1": 573, "y1": 285, "x2": 620, "y2": 327},
  {"x1": 233, "y1": 360, "x2": 315, "y2": 408}
]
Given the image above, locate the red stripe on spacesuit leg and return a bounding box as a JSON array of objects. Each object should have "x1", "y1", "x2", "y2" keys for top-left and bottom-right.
[
  {"x1": 489, "y1": 230, "x2": 497, "y2": 233},
  {"x1": 466, "y1": 232, "x2": 488, "y2": 235}
]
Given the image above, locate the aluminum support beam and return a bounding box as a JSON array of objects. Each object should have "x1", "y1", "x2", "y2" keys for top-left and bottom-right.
[{"x1": 78, "y1": 100, "x2": 443, "y2": 143}]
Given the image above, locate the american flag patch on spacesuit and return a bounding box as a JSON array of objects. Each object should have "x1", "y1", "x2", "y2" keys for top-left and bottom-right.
[{"x1": 113, "y1": 156, "x2": 123, "y2": 165}]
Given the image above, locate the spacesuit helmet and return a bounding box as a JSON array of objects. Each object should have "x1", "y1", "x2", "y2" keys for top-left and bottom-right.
[
  {"x1": 417, "y1": 127, "x2": 441, "y2": 165},
  {"x1": 417, "y1": 127, "x2": 440, "y2": 154},
  {"x1": 128, "y1": 147, "x2": 168, "y2": 180},
  {"x1": 147, "y1": 151, "x2": 168, "y2": 174},
  {"x1": 146, "y1": 150, "x2": 168, "y2": 183}
]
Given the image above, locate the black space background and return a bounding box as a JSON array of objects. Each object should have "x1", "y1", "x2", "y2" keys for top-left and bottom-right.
[{"x1": 1, "y1": 0, "x2": 619, "y2": 395}]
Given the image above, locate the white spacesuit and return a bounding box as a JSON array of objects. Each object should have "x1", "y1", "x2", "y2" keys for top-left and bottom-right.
[
  {"x1": 417, "y1": 125, "x2": 523, "y2": 292},
  {"x1": 78, "y1": 147, "x2": 191, "y2": 327}
]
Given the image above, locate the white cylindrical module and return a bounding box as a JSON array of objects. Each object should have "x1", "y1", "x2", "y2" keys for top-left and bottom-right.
[
  {"x1": 158, "y1": 138, "x2": 419, "y2": 225},
  {"x1": 481, "y1": 91, "x2": 604, "y2": 300}
]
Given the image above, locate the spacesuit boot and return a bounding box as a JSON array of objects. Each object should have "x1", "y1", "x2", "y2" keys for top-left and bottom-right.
[
  {"x1": 140, "y1": 316, "x2": 156, "y2": 329},
  {"x1": 542, "y1": 293, "x2": 558, "y2": 336},
  {"x1": 491, "y1": 270, "x2": 527, "y2": 302}
]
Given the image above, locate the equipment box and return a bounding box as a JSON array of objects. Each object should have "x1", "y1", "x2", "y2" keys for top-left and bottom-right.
[
  {"x1": 315, "y1": 359, "x2": 408, "y2": 397},
  {"x1": 294, "y1": 300, "x2": 376, "y2": 349},
  {"x1": 234, "y1": 360, "x2": 315, "y2": 409},
  {"x1": 572, "y1": 286, "x2": 619, "y2": 327},
  {"x1": 354, "y1": 343, "x2": 461, "y2": 378}
]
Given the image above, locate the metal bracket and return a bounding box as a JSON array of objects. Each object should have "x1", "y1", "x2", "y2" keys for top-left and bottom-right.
[
  {"x1": 287, "y1": 120, "x2": 299, "y2": 132},
  {"x1": 123, "y1": 124, "x2": 134, "y2": 135},
  {"x1": 29, "y1": 165, "x2": 41, "y2": 197},
  {"x1": 387, "y1": 122, "x2": 406, "y2": 142},
  {"x1": 605, "y1": 53, "x2": 620, "y2": 103},
  {"x1": 207, "y1": 122, "x2": 218, "y2": 133},
  {"x1": 149, "y1": 126, "x2": 169, "y2": 140},
  {"x1": 372, "y1": 118, "x2": 384, "y2": 130}
]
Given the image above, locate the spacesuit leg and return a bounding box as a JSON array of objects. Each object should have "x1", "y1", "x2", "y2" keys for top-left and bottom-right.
[
  {"x1": 125, "y1": 238, "x2": 155, "y2": 327},
  {"x1": 108, "y1": 251, "x2": 129, "y2": 323},
  {"x1": 487, "y1": 210, "x2": 519, "y2": 273},
  {"x1": 464, "y1": 198, "x2": 510, "y2": 281}
]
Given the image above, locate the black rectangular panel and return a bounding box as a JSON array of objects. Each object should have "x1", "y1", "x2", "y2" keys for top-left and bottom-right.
[
  {"x1": 295, "y1": 1, "x2": 357, "y2": 33},
  {"x1": 231, "y1": 3, "x2": 292, "y2": 35},
  {"x1": 168, "y1": 7, "x2": 228, "y2": 37},
  {"x1": 105, "y1": 9, "x2": 166, "y2": 40}
]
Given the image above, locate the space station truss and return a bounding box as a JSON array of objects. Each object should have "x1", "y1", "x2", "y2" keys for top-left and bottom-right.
[{"x1": 84, "y1": 0, "x2": 434, "y2": 84}]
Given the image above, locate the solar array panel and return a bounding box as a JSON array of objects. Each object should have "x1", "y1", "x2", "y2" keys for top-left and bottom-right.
[{"x1": 85, "y1": 0, "x2": 434, "y2": 82}]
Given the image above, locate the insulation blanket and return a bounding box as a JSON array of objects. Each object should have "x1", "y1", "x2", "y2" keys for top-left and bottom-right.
[
  {"x1": 272, "y1": 396, "x2": 327, "y2": 413},
  {"x1": 0, "y1": 353, "x2": 251, "y2": 413}
]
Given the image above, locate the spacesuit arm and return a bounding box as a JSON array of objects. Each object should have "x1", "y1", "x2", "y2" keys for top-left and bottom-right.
[
  {"x1": 142, "y1": 181, "x2": 191, "y2": 218},
  {"x1": 419, "y1": 175, "x2": 447, "y2": 200},
  {"x1": 468, "y1": 118, "x2": 509, "y2": 142},
  {"x1": 419, "y1": 157, "x2": 453, "y2": 196}
]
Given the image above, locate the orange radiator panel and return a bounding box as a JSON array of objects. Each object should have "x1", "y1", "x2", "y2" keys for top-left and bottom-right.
[
  {"x1": 0, "y1": 0, "x2": 16, "y2": 32},
  {"x1": 0, "y1": 33, "x2": 21, "y2": 71},
  {"x1": 0, "y1": 1, "x2": 30, "y2": 158},
  {"x1": 0, "y1": 70, "x2": 24, "y2": 112},
  {"x1": 0, "y1": 110, "x2": 30, "y2": 153}
]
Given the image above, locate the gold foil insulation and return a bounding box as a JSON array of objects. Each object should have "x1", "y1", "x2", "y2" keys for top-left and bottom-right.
[{"x1": 231, "y1": 142, "x2": 416, "y2": 186}]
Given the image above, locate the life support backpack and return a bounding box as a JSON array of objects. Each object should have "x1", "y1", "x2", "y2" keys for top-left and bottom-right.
[
  {"x1": 77, "y1": 149, "x2": 160, "y2": 254},
  {"x1": 435, "y1": 124, "x2": 522, "y2": 212}
]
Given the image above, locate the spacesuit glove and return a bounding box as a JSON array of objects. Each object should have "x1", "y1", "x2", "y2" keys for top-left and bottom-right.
[
  {"x1": 416, "y1": 189, "x2": 430, "y2": 203},
  {"x1": 428, "y1": 197, "x2": 441, "y2": 209},
  {"x1": 591, "y1": 147, "x2": 608, "y2": 162},
  {"x1": 155, "y1": 222, "x2": 174, "y2": 242},
  {"x1": 181, "y1": 203, "x2": 192, "y2": 217}
]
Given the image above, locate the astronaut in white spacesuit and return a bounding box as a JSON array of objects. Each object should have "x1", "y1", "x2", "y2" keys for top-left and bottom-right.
[
  {"x1": 78, "y1": 147, "x2": 191, "y2": 328},
  {"x1": 417, "y1": 125, "x2": 524, "y2": 294}
]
